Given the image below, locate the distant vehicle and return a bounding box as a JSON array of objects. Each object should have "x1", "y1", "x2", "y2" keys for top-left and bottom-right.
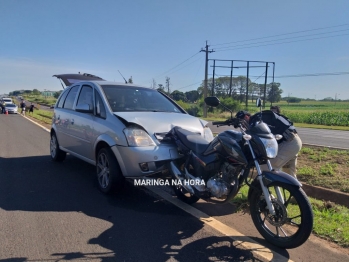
[
  {"x1": 4, "y1": 103, "x2": 18, "y2": 114},
  {"x1": 50, "y1": 73, "x2": 213, "y2": 194},
  {"x1": 1, "y1": 97, "x2": 13, "y2": 105}
]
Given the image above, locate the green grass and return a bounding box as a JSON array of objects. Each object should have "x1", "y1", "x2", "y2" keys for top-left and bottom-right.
[{"x1": 30, "y1": 109, "x2": 53, "y2": 124}]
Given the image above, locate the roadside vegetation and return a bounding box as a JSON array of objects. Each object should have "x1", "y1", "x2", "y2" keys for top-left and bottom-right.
[{"x1": 29, "y1": 109, "x2": 53, "y2": 125}]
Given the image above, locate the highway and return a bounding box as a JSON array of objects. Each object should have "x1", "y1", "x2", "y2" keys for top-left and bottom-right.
[{"x1": 207, "y1": 123, "x2": 349, "y2": 150}]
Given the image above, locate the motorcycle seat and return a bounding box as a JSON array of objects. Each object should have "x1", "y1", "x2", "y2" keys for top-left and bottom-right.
[{"x1": 174, "y1": 126, "x2": 209, "y2": 154}]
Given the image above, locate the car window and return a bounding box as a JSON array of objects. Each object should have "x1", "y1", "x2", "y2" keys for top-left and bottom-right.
[
  {"x1": 63, "y1": 86, "x2": 79, "y2": 109},
  {"x1": 57, "y1": 88, "x2": 70, "y2": 108},
  {"x1": 76, "y1": 85, "x2": 93, "y2": 110},
  {"x1": 101, "y1": 85, "x2": 183, "y2": 113},
  {"x1": 95, "y1": 91, "x2": 106, "y2": 118}
]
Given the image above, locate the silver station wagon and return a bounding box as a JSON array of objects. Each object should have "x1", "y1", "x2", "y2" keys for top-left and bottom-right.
[{"x1": 50, "y1": 73, "x2": 213, "y2": 194}]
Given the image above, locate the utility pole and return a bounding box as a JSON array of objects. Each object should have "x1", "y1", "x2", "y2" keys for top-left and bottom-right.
[{"x1": 200, "y1": 41, "x2": 214, "y2": 117}]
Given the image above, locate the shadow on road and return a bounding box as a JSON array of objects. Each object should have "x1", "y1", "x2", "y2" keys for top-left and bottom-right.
[{"x1": 0, "y1": 155, "x2": 289, "y2": 261}]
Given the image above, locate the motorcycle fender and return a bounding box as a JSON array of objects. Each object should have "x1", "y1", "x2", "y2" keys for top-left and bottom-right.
[
  {"x1": 247, "y1": 170, "x2": 301, "y2": 201},
  {"x1": 261, "y1": 170, "x2": 302, "y2": 187}
]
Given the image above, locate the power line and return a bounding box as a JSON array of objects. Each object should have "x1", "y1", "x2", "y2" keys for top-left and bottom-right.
[
  {"x1": 275, "y1": 72, "x2": 349, "y2": 78},
  {"x1": 153, "y1": 51, "x2": 201, "y2": 78},
  {"x1": 172, "y1": 71, "x2": 349, "y2": 92},
  {"x1": 176, "y1": 81, "x2": 202, "y2": 91},
  {"x1": 211, "y1": 23, "x2": 349, "y2": 47},
  {"x1": 214, "y1": 29, "x2": 349, "y2": 51},
  {"x1": 213, "y1": 71, "x2": 349, "y2": 79},
  {"x1": 165, "y1": 56, "x2": 203, "y2": 76},
  {"x1": 214, "y1": 32, "x2": 349, "y2": 52}
]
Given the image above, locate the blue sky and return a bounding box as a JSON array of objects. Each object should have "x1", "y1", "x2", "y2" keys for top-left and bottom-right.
[{"x1": 1, "y1": 0, "x2": 349, "y2": 100}]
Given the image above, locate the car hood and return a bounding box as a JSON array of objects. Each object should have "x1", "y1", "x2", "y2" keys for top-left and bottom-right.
[{"x1": 114, "y1": 112, "x2": 208, "y2": 136}]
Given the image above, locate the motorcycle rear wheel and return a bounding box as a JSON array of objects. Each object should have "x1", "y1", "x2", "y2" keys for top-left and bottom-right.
[
  {"x1": 249, "y1": 181, "x2": 313, "y2": 249},
  {"x1": 173, "y1": 185, "x2": 200, "y2": 204}
]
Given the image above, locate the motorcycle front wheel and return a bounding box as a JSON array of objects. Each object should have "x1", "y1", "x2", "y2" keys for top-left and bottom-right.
[{"x1": 249, "y1": 181, "x2": 313, "y2": 249}]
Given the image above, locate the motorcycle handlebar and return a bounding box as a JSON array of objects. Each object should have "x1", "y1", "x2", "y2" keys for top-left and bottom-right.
[
  {"x1": 212, "y1": 120, "x2": 229, "y2": 126},
  {"x1": 212, "y1": 118, "x2": 241, "y2": 127}
]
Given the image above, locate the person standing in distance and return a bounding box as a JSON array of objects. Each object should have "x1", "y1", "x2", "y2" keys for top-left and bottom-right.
[
  {"x1": 20, "y1": 100, "x2": 26, "y2": 116},
  {"x1": 236, "y1": 106, "x2": 302, "y2": 179}
]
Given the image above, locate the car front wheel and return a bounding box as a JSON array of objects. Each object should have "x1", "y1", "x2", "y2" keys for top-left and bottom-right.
[
  {"x1": 50, "y1": 132, "x2": 66, "y2": 162},
  {"x1": 96, "y1": 148, "x2": 124, "y2": 194}
]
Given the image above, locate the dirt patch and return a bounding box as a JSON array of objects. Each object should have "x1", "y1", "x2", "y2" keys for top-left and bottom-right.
[{"x1": 297, "y1": 146, "x2": 349, "y2": 193}]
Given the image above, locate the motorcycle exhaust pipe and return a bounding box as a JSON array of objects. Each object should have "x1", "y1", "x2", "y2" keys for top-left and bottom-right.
[{"x1": 169, "y1": 161, "x2": 195, "y2": 194}]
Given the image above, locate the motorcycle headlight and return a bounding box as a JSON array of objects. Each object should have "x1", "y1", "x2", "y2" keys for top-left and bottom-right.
[
  {"x1": 259, "y1": 137, "x2": 278, "y2": 158},
  {"x1": 203, "y1": 126, "x2": 214, "y2": 142},
  {"x1": 123, "y1": 127, "x2": 156, "y2": 147}
]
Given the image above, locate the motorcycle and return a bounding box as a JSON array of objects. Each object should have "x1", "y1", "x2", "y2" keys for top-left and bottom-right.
[{"x1": 165, "y1": 96, "x2": 314, "y2": 249}]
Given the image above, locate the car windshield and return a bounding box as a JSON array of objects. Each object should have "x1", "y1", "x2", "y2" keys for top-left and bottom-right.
[
  {"x1": 101, "y1": 85, "x2": 184, "y2": 113},
  {"x1": 6, "y1": 104, "x2": 16, "y2": 107}
]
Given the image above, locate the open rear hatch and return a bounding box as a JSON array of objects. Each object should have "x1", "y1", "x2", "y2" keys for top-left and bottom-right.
[{"x1": 53, "y1": 73, "x2": 105, "y2": 88}]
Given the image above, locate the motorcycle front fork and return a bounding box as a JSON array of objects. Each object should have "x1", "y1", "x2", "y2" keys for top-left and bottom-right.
[{"x1": 247, "y1": 141, "x2": 278, "y2": 216}]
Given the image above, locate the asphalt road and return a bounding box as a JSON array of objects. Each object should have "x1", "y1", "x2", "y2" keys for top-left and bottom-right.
[
  {"x1": 0, "y1": 114, "x2": 348, "y2": 261},
  {"x1": 207, "y1": 123, "x2": 349, "y2": 149}
]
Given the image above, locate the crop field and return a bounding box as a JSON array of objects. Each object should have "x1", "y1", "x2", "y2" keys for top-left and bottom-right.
[{"x1": 269, "y1": 100, "x2": 349, "y2": 126}]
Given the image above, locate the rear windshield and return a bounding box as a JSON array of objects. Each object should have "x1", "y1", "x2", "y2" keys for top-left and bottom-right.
[
  {"x1": 3, "y1": 99, "x2": 12, "y2": 102},
  {"x1": 101, "y1": 85, "x2": 184, "y2": 113}
]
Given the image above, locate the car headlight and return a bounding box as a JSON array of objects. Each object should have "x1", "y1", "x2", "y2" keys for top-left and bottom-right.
[
  {"x1": 259, "y1": 137, "x2": 278, "y2": 158},
  {"x1": 123, "y1": 127, "x2": 156, "y2": 147},
  {"x1": 203, "y1": 126, "x2": 214, "y2": 142}
]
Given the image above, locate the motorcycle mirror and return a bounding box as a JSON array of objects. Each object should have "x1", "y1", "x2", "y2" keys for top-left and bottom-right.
[
  {"x1": 204, "y1": 96, "x2": 220, "y2": 107},
  {"x1": 205, "y1": 96, "x2": 233, "y2": 118}
]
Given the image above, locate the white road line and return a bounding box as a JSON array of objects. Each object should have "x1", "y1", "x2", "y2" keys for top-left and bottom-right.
[
  {"x1": 146, "y1": 185, "x2": 293, "y2": 262},
  {"x1": 22, "y1": 115, "x2": 50, "y2": 132}
]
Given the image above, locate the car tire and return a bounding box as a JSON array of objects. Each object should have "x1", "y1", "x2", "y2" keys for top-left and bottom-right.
[
  {"x1": 96, "y1": 147, "x2": 125, "y2": 194},
  {"x1": 50, "y1": 132, "x2": 66, "y2": 162}
]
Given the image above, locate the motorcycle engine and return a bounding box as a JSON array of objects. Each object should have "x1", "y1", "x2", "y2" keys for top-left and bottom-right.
[{"x1": 207, "y1": 162, "x2": 237, "y2": 198}]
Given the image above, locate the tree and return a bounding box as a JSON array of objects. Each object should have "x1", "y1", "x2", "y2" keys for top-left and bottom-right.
[
  {"x1": 54, "y1": 91, "x2": 62, "y2": 98},
  {"x1": 248, "y1": 82, "x2": 259, "y2": 102},
  {"x1": 32, "y1": 89, "x2": 41, "y2": 96},
  {"x1": 185, "y1": 90, "x2": 199, "y2": 103},
  {"x1": 171, "y1": 90, "x2": 186, "y2": 101},
  {"x1": 197, "y1": 85, "x2": 204, "y2": 98},
  {"x1": 157, "y1": 84, "x2": 165, "y2": 92},
  {"x1": 287, "y1": 97, "x2": 301, "y2": 104},
  {"x1": 199, "y1": 78, "x2": 221, "y2": 97},
  {"x1": 216, "y1": 76, "x2": 239, "y2": 97},
  {"x1": 267, "y1": 82, "x2": 282, "y2": 104},
  {"x1": 236, "y1": 76, "x2": 248, "y2": 103}
]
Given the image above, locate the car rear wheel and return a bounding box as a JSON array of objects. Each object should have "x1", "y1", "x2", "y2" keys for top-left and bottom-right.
[
  {"x1": 50, "y1": 132, "x2": 66, "y2": 162},
  {"x1": 96, "y1": 148, "x2": 124, "y2": 194}
]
